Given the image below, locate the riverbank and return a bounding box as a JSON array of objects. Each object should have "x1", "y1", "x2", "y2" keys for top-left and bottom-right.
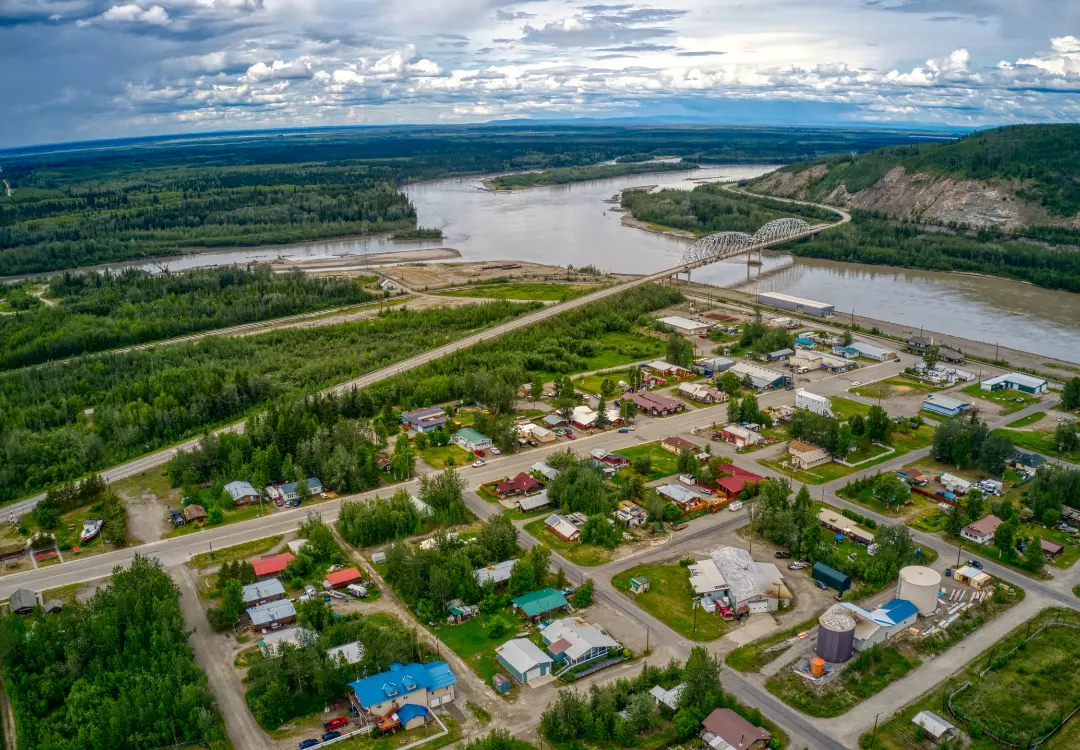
[
  {"x1": 272, "y1": 247, "x2": 461, "y2": 273},
  {"x1": 484, "y1": 161, "x2": 698, "y2": 191},
  {"x1": 619, "y1": 214, "x2": 697, "y2": 239}
]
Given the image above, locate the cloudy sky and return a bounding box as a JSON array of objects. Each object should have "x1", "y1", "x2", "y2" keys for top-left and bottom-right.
[{"x1": 2, "y1": 0, "x2": 1079, "y2": 147}]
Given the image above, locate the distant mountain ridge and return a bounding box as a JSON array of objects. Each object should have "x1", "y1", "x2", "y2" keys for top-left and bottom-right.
[{"x1": 751, "y1": 124, "x2": 1080, "y2": 231}]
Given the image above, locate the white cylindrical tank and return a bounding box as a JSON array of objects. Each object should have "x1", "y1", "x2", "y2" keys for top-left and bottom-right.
[{"x1": 898, "y1": 565, "x2": 942, "y2": 616}]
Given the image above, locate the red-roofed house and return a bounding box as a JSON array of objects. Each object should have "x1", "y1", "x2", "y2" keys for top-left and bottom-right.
[
  {"x1": 324, "y1": 567, "x2": 363, "y2": 589},
  {"x1": 251, "y1": 552, "x2": 294, "y2": 579},
  {"x1": 713, "y1": 465, "x2": 764, "y2": 500},
  {"x1": 961, "y1": 515, "x2": 1002, "y2": 546},
  {"x1": 496, "y1": 472, "x2": 542, "y2": 497}
]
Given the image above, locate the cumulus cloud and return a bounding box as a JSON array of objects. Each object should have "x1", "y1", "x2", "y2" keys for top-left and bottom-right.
[
  {"x1": 100, "y1": 4, "x2": 171, "y2": 24},
  {"x1": 495, "y1": 9, "x2": 534, "y2": 21},
  {"x1": 520, "y1": 5, "x2": 687, "y2": 47}
]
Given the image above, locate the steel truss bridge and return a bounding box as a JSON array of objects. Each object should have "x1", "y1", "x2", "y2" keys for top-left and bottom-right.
[{"x1": 678, "y1": 217, "x2": 825, "y2": 270}]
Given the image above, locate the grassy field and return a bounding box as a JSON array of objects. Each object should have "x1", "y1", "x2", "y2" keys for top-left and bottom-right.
[
  {"x1": 1007, "y1": 411, "x2": 1046, "y2": 428},
  {"x1": 1020, "y1": 523, "x2": 1080, "y2": 569},
  {"x1": 187, "y1": 536, "x2": 283, "y2": 569},
  {"x1": 759, "y1": 456, "x2": 855, "y2": 485},
  {"x1": 164, "y1": 501, "x2": 269, "y2": 538},
  {"x1": 850, "y1": 376, "x2": 937, "y2": 399},
  {"x1": 612, "y1": 564, "x2": 728, "y2": 641},
  {"x1": 574, "y1": 369, "x2": 632, "y2": 397},
  {"x1": 963, "y1": 383, "x2": 1041, "y2": 414},
  {"x1": 830, "y1": 396, "x2": 872, "y2": 420},
  {"x1": 725, "y1": 614, "x2": 821, "y2": 672},
  {"x1": 993, "y1": 427, "x2": 1080, "y2": 463},
  {"x1": 438, "y1": 283, "x2": 593, "y2": 302},
  {"x1": 420, "y1": 444, "x2": 476, "y2": 469},
  {"x1": 615, "y1": 442, "x2": 682, "y2": 481},
  {"x1": 761, "y1": 424, "x2": 933, "y2": 486},
  {"x1": 766, "y1": 644, "x2": 920, "y2": 717},
  {"x1": 523, "y1": 518, "x2": 613, "y2": 566},
  {"x1": 434, "y1": 612, "x2": 522, "y2": 687}
]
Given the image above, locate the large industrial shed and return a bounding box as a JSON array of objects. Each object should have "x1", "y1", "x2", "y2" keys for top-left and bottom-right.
[{"x1": 757, "y1": 292, "x2": 834, "y2": 317}]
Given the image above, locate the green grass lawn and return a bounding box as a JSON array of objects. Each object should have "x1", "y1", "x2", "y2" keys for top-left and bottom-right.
[
  {"x1": 1007, "y1": 411, "x2": 1046, "y2": 428},
  {"x1": 830, "y1": 396, "x2": 872, "y2": 420},
  {"x1": 523, "y1": 518, "x2": 613, "y2": 566},
  {"x1": 529, "y1": 330, "x2": 665, "y2": 386},
  {"x1": 1020, "y1": 523, "x2": 1080, "y2": 569},
  {"x1": 963, "y1": 382, "x2": 1041, "y2": 414},
  {"x1": 615, "y1": 442, "x2": 681, "y2": 481},
  {"x1": 187, "y1": 536, "x2": 283, "y2": 569},
  {"x1": 437, "y1": 283, "x2": 593, "y2": 302},
  {"x1": 760, "y1": 424, "x2": 932, "y2": 486},
  {"x1": 420, "y1": 444, "x2": 475, "y2": 469},
  {"x1": 766, "y1": 644, "x2": 920, "y2": 718},
  {"x1": 574, "y1": 370, "x2": 631, "y2": 397},
  {"x1": 611, "y1": 564, "x2": 728, "y2": 641},
  {"x1": 758, "y1": 456, "x2": 855, "y2": 485},
  {"x1": 993, "y1": 427, "x2": 1080, "y2": 463},
  {"x1": 726, "y1": 614, "x2": 821, "y2": 673},
  {"x1": 845, "y1": 442, "x2": 894, "y2": 464},
  {"x1": 850, "y1": 376, "x2": 937, "y2": 399},
  {"x1": 434, "y1": 611, "x2": 522, "y2": 688}
]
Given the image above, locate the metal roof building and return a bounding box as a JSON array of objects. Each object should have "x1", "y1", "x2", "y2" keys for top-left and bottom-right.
[
  {"x1": 757, "y1": 292, "x2": 834, "y2": 317},
  {"x1": 247, "y1": 599, "x2": 297, "y2": 627}
]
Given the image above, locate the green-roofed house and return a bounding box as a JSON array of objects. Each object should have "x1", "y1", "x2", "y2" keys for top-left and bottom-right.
[
  {"x1": 512, "y1": 588, "x2": 569, "y2": 622},
  {"x1": 452, "y1": 428, "x2": 493, "y2": 453}
]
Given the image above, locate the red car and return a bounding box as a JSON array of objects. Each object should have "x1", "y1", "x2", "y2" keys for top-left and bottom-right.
[
  {"x1": 473, "y1": 449, "x2": 486, "y2": 457},
  {"x1": 324, "y1": 717, "x2": 348, "y2": 731}
]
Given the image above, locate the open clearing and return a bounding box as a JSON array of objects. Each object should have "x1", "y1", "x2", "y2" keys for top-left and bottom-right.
[{"x1": 612, "y1": 563, "x2": 728, "y2": 641}]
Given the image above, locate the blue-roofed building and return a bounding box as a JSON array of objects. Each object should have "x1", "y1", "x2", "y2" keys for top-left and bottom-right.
[
  {"x1": 347, "y1": 661, "x2": 457, "y2": 728},
  {"x1": 393, "y1": 703, "x2": 430, "y2": 730},
  {"x1": 839, "y1": 597, "x2": 919, "y2": 651},
  {"x1": 922, "y1": 394, "x2": 971, "y2": 418}
]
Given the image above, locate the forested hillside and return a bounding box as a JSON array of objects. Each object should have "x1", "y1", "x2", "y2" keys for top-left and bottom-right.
[
  {"x1": 0, "y1": 125, "x2": 940, "y2": 275},
  {"x1": 0, "y1": 266, "x2": 377, "y2": 370}
]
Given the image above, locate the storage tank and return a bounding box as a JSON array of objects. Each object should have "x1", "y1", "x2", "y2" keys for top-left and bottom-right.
[
  {"x1": 810, "y1": 658, "x2": 825, "y2": 677},
  {"x1": 898, "y1": 565, "x2": 942, "y2": 616},
  {"x1": 816, "y1": 606, "x2": 856, "y2": 663}
]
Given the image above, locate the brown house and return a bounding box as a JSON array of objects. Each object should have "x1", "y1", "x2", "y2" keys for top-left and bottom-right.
[
  {"x1": 182, "y1": 504, "x2": 207, "y2": 523},
  {"x1": 661, "y1": 436, "x2": 699, "y2": 455},
  {"x1": 701, "y1": 708, "x2": 772, "y2": 750}
]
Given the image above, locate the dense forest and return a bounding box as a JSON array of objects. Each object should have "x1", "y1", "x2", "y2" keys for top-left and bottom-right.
[
  {"x1": 0, "y1": 300, "x2": 535, "y2": 502},
  {"x1": 487, "y1": 161, "x2": 694, "y2": 190},
  {"x1": 0, "y1": 556, "x2": 229, "y2": 750},
  {"x1": 620, "y1": 183, "x2": 837, "y2": 236},
  {"x1": 0, "y1": 125, "x2": 940, "y2": 275},
  {"x1": 775, "y1": 124, "x2": 1080, "y2": 216},
  {"x1": 0, "y1": 266, "x2": 379, "y2": 370}
]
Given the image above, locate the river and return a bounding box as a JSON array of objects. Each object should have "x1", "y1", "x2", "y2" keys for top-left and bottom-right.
[{"x1": 65, "y1": 164, "x2": 1080, "y2": 362}]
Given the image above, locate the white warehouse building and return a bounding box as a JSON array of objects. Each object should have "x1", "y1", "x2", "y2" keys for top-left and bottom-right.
[
  {"x1": 657, "y1": 316, "x2": 710, "y2": 336},
  {"x1": 795, "y1": 389, "x2": 832, "y2": 417},
  {"x1": 757, "y1": 292, "x2": 834, "y2": 317}
]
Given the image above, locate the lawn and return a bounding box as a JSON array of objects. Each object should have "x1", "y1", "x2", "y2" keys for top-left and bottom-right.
[
  {"x1": 581, "y1": 331, "x2": 667, "y2": 372},
  {"x1": 186, "y1": 535, "x2": 283, "y2": 569},
  {"x1": 1020, "y1": 523, "x2": 1080, "y2": 569},
  {"x1": 612, "y1": 564, "x2": 728, "y2": 641},
  {"x1": 830, "y1": 396, "x2": 872, "y2": 420},
  {"x1": 725, "y1": 614, "x2": 821, "y2": 673},
  {"x1": 420, "y1": 444, "x2": 475, "y2": 469},
  {"x1": 760, "y1": 425, "x2": 932, "y2": 486},
  {"x1": 574, "y1": 369, "x2": 631, "y2": 397},
  {"x1": 850, "y1": 376, "x2": 937, "y2": 399},
  {"x1": 434, "y1": 612, "x2": 522, "y2": 688},
  {"x1": 963, "y1": 382, "x2": 1041, "y2": 414},
  {"x1": 993, "y1": 427, "x2": 1080, "y2": 463},
  {"x1": 437, "y1": 283, "x2": 593, "y2": 302},
  {"x1": 615, "y1": 442, "x2": 681, "y2": 481},
  {"x1": 1007, "y1": 411, "x2": 1046, "y2": 428},
  {"x1": 758, "y1": 456, "x2": 855, "y2": 485},
  {"x1": 766, "y1": 644, "x2": 920, "y2": 718},
  {"x1": 523, "y1": 518, "x2": 613, "y2": 566}
]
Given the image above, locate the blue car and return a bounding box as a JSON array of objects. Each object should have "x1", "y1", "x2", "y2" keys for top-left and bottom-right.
[
  {"x1": 299, "y1": 740, "x2": 319, "y2": 749},
  {"x1": 322, "y1": 731, "x2": 341, "y2": 741},
  {"x1": 618, "y1": 428, "x2": 629, "y2": 433}
]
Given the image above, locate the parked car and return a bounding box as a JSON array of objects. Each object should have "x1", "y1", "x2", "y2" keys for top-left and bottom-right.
[
  {"x1": 565, "y1": 432, "x2": 576, "y2": 440},
  {"x1": 967, "y1": 559, "x2": 984, "y2": 570},
  {"x1": 774, "y1": 551, "x2": 791, "y2": 559},
  {"x1": 671, "y1": 522, "x2": 688, "y2": 531},
  {"x1": 472, "y1": 460, "x2": 486, "y2": 468},
  {"x1": 304, "y1": 584, "x2": 318, "y2": 597},
  {"x1": 299, "y1": 740, "x2": 319, "y2": 749},
  {"x1": 814, "y1": 580, "x2": 829, "y2": 590},
  {"x1": 560, "y1": 586, "x2": 576, "y2": 597},
  {"x1": 490, "y1": 446, "x2": 501, "y2": 455},
  {"x1": 322, "y1": 731, "x2": 341, "y2": 742},
  {"x1": 784, "y1": 384, "x2": 794, "y2": 391},
  {"x1": 527, "y1": 439, "x2": 538, "y2": 447},
  {"x1": 788, "y1": 561, "x2": 809, "y2": 570},
  {"x1": 473, "y1": 449, "x2": 485, "y2": 457},
  {"x1": 320, "y1": 492, "x2": 329, "y2": 499},
  {"x1": 325, "y1": 718, "x2": 348, "y2": 731},
  {"x1": 329, "y1": 590, "x2": 346, "y2": 600},
  {"x1": 617, "y1": 428, "x2": 630, "y2": 433}
]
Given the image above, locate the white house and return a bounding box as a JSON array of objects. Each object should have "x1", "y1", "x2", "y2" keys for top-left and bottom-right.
[
  {"x1": 451, "y1": 428, "x2": 492, "y2": 452},
  {"x1": 541, "y1": 617, "x2": 620, "y2": 667},
  {"x1": 788, "y1": 440, "x2": 831, "y2": 470},
  {"x1": 961, "y1": 515, "x2": 1002, "y2": 545},
  {"x1": 687, "y1": 559, "x2": 728, "y2": 603},
  {"x1": 677, "y1": 382, "x2": 726, "y2": 404},
  {"x1": 794, "y1": 389, "x2": 832, "y2": 417}
]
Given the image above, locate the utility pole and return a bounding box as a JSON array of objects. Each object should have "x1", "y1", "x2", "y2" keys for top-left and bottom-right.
[
  {"x1": 693, "y1": 599, "x2": 699, "y2": 634},
  {"x1": 956, "y1": 543, "x2": 962, "y2": 568},
  {"x1": 209, "y1": 541, "x2": 214, "y2": 561},
  {"x1": 870, "y1": 714, "x2": 880, "y2": 748}
]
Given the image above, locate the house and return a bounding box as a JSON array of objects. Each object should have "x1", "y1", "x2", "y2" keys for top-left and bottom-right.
[
  {"x1": 846, "y1": 341, "x2": 897, "y2": 361},
  {"x1": 545, "y1": 514, "x2": 581, "y2": 542},
  {"x1": 8, "y1": 589, "x2": 36, "y2": 615},
  {"x1": 512, "y1": 588, "x2": 569, "y2": 621},
  {"x1": 532, "y1": 462, "x2": 560, "y2": 481},
  {"x1": 183, "y1": 504, "x2": 207, "y2": 523},
  {"x1": 379, "y1": 278, "x2": 397, "y2": 291},
  {"x1": 452, "y1": 428, "x2": 492, "y2": 453},
  {"x1": 788, "y1": 440, "x2": 831, "y2": 470},
  {"x1": 831, "y1": 345, "x2": 859, "y2": 359},
  {"x1": 837, "y1": 598, "x2": 919, "y2": 650},
  {"x1": 658, "y1": 315, "x2": 710, "y2": 336},
  {"x1": 953, "y1": 565, "x2": 992, "y2": 589},
  {"x1": 629, "y1": 577, "x2": 650, "y2": 595},
  {"x1": 519, "y1": 423, "x2": 556, "y2": 443},
  {"x1": 593, "y1": 450, "x2": 630, "y2": 469},
  {"x1": 1041, "y1": 538, "x2": 1064, "y2": 558},
  {"x1": 648, "y1": 683, "x2": 684, "y2": 710},
  {"x1": 695, "y1": 357, "x2": 735, "y2": 377},
  {"x1": 980, "y1": 372, "x2": 1048, "y2": 395},
  {"x1": 818, "y1": 508, "x2": 875, "y2": 545},
  {"x1": 721, "y1": 425, "x2": 762, "y2": 449},
  {"x1": 661, "y1": 435, "x2": 699, "y2": 455},
  {"x1": 794, "y1": 336, "x2": 816, "y2": 348},
  {"x1": 325, "y1": 567, "x2": 363, "y2": 589},
  {"x1": 922, "y1": 393, "x2": 971, "y2": 417},
  {"x1": 939, "y1": 473, "x2": 972, "y2": 494},
  {"x1": 627, "y1": 391, "x2": 684, "y2": 415},
  {"x1": 794, "y1": 389, "x2": 832, "y2": 417},
  {"x1": 906, "y1": 336, "x2": 965, "y2": 362},
  {"x1": 543, "y1": 414, "x2": 567, "y2": 429},
  {"x1": 678, "y1": 382, "x2": 727, "y2": 404},
  {"x1": 728, "y1": 362, "x2": 787, "y2": 390},
  {"x1": 658, "y1": 484, "x2": 699, "y2": 508},
  {"x1": 327, "y1": 641, "x2": 366, "y2": 665},
  {"x1": 912, "y1": 711, "x2": 956, "y2": 741},
  {"x1": 475, "y1": 559, "x2": 516, "y2": 587},
  {"x1": 1011, "y1": 448, "x2": 1047, "y2": 471},
  {"x1": 961, "y1": 514, "x2": 1002, "y2": 545},
  {"x1": 517, "y1": 490, "x2": 551, "y2": 513},
  {"x1": 259, "y1": 626, "x2": 317, "y2": 654},
  {"x1": 495, "y1": 639, "x2": 554, "y2": 684},
  {"x1": 269, "y1": 476, "x2": 324, "y2": 502},
  {"x1": 701, "y1": 708, "x2": 772, "y2": 750},
  {"x1": 646, "y1": 360, "x2": 693, "y2": 378},
  {"x1": 762, "y1": 348, "x2": 794, "y2": 362},
  {"x1": 446, "y1": 599, "x2": 479, "y2": 623},
  {"x1": 247, "y1": 599, "x2": 297, "y2": 629},
  {"x1": 711, "y1": 465, "x2": 764, "y2": 499},
  {"x1": 769, "y1": 316, "x2": 798, "y2": 329},
  {"x1": 497, "y1": 472, "x2": 542, "y2": 497},
  {"x1": 616, "y1": 504, "x2": 646, "y2": 527},
  {"x1": 241, "y1": 578, "x2": 286, "y2": 607},
  {"x1": 347, "y1": 661, "x2": 457, "y2": 730},
  {"x1": 251, "y1": 552, "x2": 295, "y2": 579},
  {"x1": 542, "y1": 617, "x2": 620, "y2": 666},
  {"x1": 817, "y1": 353, "x2": 857, "y2": 373},
  {"x1": 224, "y1": 480, "x2": 259, "y2": 506},
  {"x1": 710, "y1": 546, "x2": 792, "y2": 613},
  {"x1": 401, "y1": 406, "x2": 449, "y2": 433},
  {"x1": 687, "y1": 559, "x2": 728, "y2": 603}
]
